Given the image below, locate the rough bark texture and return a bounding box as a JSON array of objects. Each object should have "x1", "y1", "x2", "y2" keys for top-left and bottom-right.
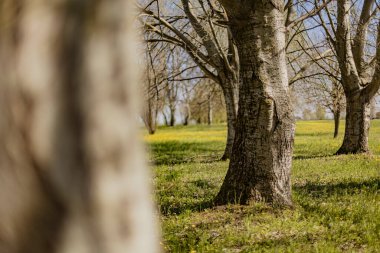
[
  {"x1": 0, "y1": 0, "x2": 158, "y2": 252},
  {"x1": 215, "y1": 1, "x2": 295, "y2": 206}
]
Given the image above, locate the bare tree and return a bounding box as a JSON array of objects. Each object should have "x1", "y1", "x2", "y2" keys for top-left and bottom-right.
[
  {"x1": 300, "y1": 63, "x2": 346, "y2": 138},
  {"x1": 0, "y1": 0, "x2": 158, "y2": 252},
  {"x1": 142, "y1": 42, "x2": 167, "y2": 134},
  {"x1": 189, "y1": 79, "x2": 226, "y2": 124},
  {"x1": 316, "y1": 0, "x2": 380, "y2": 154},
  {"x1": 140, "y1": 0, "x2": 239, "y2": 159}
]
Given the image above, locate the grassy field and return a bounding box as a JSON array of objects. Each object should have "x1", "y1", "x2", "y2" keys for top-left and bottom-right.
[{"x1": 145, "y1": 120, "x2": 380, "y2": 253}]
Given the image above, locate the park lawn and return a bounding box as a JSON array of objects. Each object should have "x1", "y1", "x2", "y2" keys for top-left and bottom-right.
[{"x1": 145, "y1": 120, "x2": 380, "y2": 253}]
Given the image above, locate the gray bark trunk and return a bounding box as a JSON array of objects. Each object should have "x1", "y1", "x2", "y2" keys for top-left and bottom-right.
[
  {"x1": 215, "y1": 2, "x2": 295, "y2": 206},
  {"x1": 0, "y1": 0, "x2": 159, "y2": 252},
  {"x1": 336, "y1": 96, "x2": 370, "y2": 154}
]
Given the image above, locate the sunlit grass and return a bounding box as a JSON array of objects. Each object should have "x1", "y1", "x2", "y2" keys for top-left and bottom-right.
[{"x1": 146, "y1": 120, "x2": 380, "y2": 252}]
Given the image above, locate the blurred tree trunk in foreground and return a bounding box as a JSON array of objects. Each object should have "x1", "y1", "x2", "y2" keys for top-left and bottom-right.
[{"x1": 0, "y1": 0, "x2": 158, "y2": 253}]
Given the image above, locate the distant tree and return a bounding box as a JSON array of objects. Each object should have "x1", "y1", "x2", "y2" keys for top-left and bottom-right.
[
  {"x1": 142, "y1": 42, "x2": 167, "y2": 134},
  {"x1": 318, "y1": 0, "x2": 380, "y2": 154},
  {"x1": 189, "y1": 80, "x2": 226, "y2": 125},
  {"x1": 370, "y1": 98, "x2": 377, "y2": 119},
  {"x1": 315, "y1": 105, "x2": 326, "y2": 120},
  {"x1": 0, "y1": 0, "x2": 158, "y2": 252},
  {"x1": 303, "y1": 109, "x2": 315, "y2": 120},
  {"x1": 140, "y1": 0, "x2": 239, "y2": 159}
]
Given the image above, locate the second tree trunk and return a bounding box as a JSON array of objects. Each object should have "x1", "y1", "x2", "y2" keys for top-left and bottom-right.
[
  {"x1": 215, "y1": 2, "x2": 295, "y2": 206},
  {"x1": 336, "y1": 95, "x2": 371, "y2": 154}
]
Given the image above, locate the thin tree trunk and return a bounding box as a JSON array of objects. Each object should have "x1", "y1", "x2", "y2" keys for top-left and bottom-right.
[
  {"x1": 169, "y1": 106, "x2": 175, "y2": 126},
  {"x1": 370, "y1": 98, "x2": 376, "y2": 119},
  {"x1": 163, "y1": 112, "x2": 169, "y2": 126},
  {"x1": 207, "y1": 94, "x2": 213, "y2": 125},
  {"x1": 143, "y1": 98, "x2": 157, "y2": 134},
  {"x1": 183, "y1": 103, "x2": 190, "y2": 126},
  {"x1": 215, "y1": 2, "x2": 295, "y2": 206},
  {"x1": 0, "y1": 0, "x2": 158, "y2": 252},
  {"x1": 333, "y1": 110, "x2": 341, "y2": 138},
  {"x1": 336, "y1": 95, "x2": 371, "y2": 154},
  {"x1": 220, "y1": 79, "x2": 238, "y2": 161}
]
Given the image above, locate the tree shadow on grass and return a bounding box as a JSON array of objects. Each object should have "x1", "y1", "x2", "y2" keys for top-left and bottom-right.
[
  {"x1": 241, "y1": 233, "x2": 320, "y2": 251},
  {"x1": 293, "y1": 154, "x2": 336, "y2": 160},
  {"x1": 295, "y1": 132, "x2": 335, "y2": 137},
  {"x1": 159, "y1": 199, "x2": 214, "y2": 216},
  {"x1": 158, "y1": 179, "x2": 218, "y2": 216},
  {"x1": 294, "y1": 178, "x2": 379, "y2": 198},
  {"x1": 148, "y1": 140, "x2": 224, "y2": 165}
]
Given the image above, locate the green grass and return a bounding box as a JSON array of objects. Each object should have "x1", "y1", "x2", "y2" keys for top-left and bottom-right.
[{"x1": 145, "y1": 120, "x2": 380, "y2": 252}]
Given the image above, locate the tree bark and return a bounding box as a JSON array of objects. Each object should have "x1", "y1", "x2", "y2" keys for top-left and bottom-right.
[
  {"x1": 333, "y1": 110, "x2": 341, "y2": 138},
  {"x1": 215, "y1": 1, "x2": 295, "y2": 206},
  {"x1": 336, "y1": 95, "x2": 371, "y2": 154},
  {"x1": 0, "y1": 0, "x2": 159, "y2": 252}
]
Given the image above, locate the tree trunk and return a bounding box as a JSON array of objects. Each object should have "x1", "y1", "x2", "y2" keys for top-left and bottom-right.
[
  {"x1": 163, "y1": 111, "x2": 169, "y2": 126},
  {"x1": 0, "y1": 0, "x2": 159, "y2": 252},
  {"x1": 336, "y1": 95, "x2": 371, "y2": 154},
  {"x1": 333, "y1": 110, "x2": 341, "y2": 138},
  {"x1": 370, "y1": 98, "x2": 377, "y2": 119},
  {"x1": 183, "y1": 103, "x2": 190, "y2": 126},
  {"x1": 169, "y1": 106, "x2": 175, "y2": 126},
  {"x1": 220, "y1": 79, "x2": 238, "y2": 161},
  {"x1": 143, "y1": 98, "x2": 157, "y2": 134},
  {"x1": 207, "y1": 94, "x2": 213, "y2": 125},
  {"x1": 215, "y1": 2, "x2": 295, "y2": 206}
]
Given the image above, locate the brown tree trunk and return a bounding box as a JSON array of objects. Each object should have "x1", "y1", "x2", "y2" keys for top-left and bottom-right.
[
  {"x1": 336, "y1": 95, "x2": 371, "y2": 154},
  {"x1": 215, "y1": 2, "x2": 295, "y2": 206},
  {"x1": 333, "y1": 110, "x2": 341, "y2": 138},
  {"x1": 221, "y1": 79, "x2": 238, "y2": 161},
  {"x1": 0, "y1": 0, "x2": 158, "y2": 252},
  {"x1": 183, "y1": 103, "x2": 190, "y2": 126},
  {"x1": 143, "y1": 97, "x2": 158, "y2": 134},
  {"x1": 169, "y1": 106, "x2": 175, "y2": 126}
]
